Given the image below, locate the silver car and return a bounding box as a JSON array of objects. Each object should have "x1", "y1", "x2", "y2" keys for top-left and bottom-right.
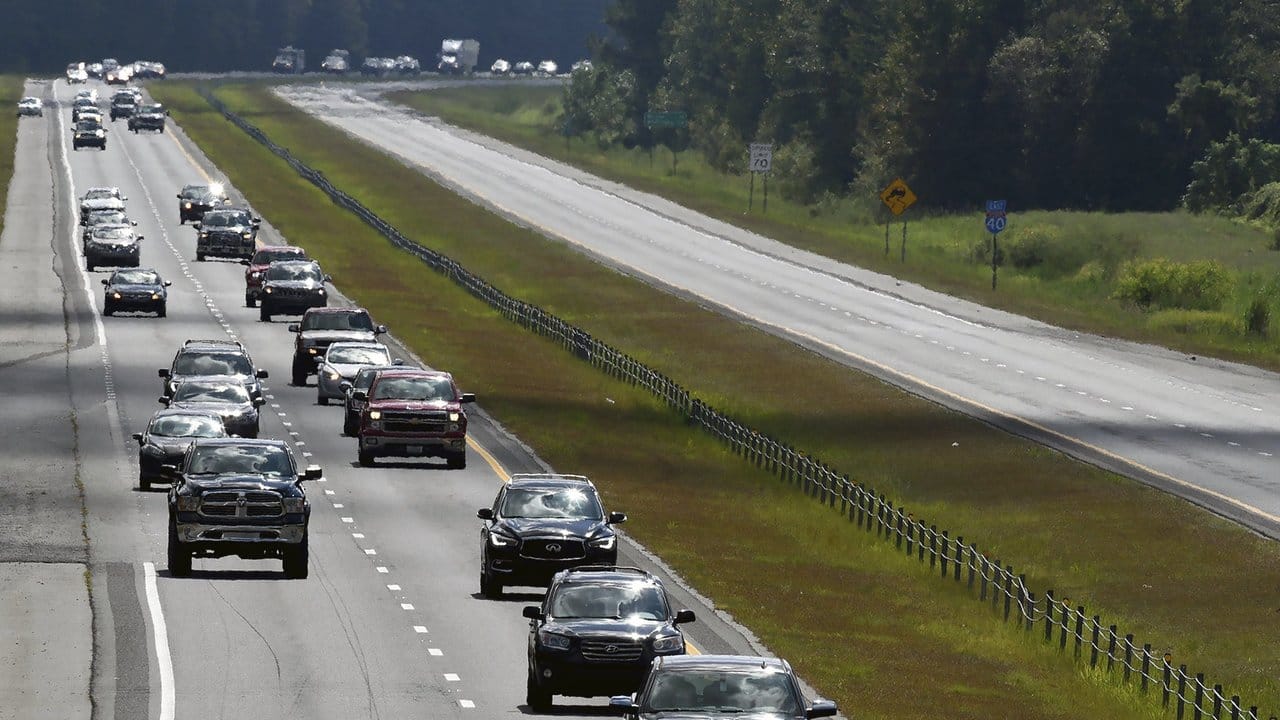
[{"x1": 316, "y1": 342, "x2": 397, "y2": 405}]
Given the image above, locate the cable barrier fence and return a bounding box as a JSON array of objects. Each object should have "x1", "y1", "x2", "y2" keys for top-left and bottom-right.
[{"x1": 196, "y1": 87, "x2": 1273, "y2": 720}]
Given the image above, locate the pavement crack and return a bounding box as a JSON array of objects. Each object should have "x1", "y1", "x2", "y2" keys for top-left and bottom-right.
[{"x1": 207, "y1": 581, "x2": 283, "y2": 702}]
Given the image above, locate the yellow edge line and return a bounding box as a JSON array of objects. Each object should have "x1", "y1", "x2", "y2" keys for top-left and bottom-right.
[{"x1": 467, "y1": 435, "x2": 510, "y2": 483}]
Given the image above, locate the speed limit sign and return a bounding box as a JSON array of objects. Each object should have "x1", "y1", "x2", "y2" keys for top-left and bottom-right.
[{"x1": 749, "y1": 143, "x2": 773, "y2": 173}]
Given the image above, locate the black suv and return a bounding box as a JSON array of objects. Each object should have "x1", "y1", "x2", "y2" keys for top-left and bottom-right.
[
  {"x1": 287, "y1": 307, "x2": 387, "y2": 386},
  {"x1": 128, "y1": 103, "x2": 166, "y2": 133},
  {"x1": 259, "y1": 260, "x2": 330, "y2": 322},
  {"x1": 522, "y1": 566, "x2": 695, "y2": 711},
  {"x1": 72, "y1": 119, "x2": 107, "y2": 150},
  {"x1": 478, "y1": 474, "x2": 626, "y2": 598},
  {"x1": 608, "y1": 655, "x2": 839, "y2": 719},
  {"x1": 159, "y1": 339, "x2": 269, "y2": 401},
  {"x1": 194, "y1": 207, "x2": 260, "y2": 262},
  {"x1": 84, "y1": 225, "x2": 141, "y2": 271},
  {"x1": 109, "y1": 94, "x2": 137, "y2": 120},
  {"x1": 167, "y1": 438, "x2": 320, "y2": 578},
  {"x1": 177, "y1": 183, "x2": 230, "y2": 224}
]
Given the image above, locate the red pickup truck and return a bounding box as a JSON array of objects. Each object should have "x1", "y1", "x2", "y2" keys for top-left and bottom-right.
[{"x1": 353, "y1": 368, "x2": 475, "y2": 468}]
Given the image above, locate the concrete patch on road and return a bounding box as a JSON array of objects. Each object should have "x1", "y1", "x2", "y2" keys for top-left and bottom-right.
[{"x1": 0, "y1": 562, "x2": 92, "y2": 720}]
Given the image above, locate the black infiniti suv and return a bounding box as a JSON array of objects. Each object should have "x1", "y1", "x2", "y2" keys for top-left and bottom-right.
[
  {"x1": 522, "y1": 566, "x2": 695, "y2": 711},
  {"x1": 478, "y1": 473, "x2": 626, "y2": 598}
]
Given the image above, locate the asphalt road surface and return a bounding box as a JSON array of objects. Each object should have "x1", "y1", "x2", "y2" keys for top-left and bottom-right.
[
  {"x1": 0, "y1": 78, "x2": 786, "y2": 719},
  {"x1": 277, "y1": 84, "x2": 1280, "y2": 539}
]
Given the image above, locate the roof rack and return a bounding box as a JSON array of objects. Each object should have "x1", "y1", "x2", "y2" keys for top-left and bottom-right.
[
  {"x1": 509, "y1": 473, "x2": 592, "y2": 484},
  {"x1": 183, "y1": 338, "x2": 244, "y2": 347},
  {"x1": 560, "y1": 565, "x2": 649, "y2": 578}
]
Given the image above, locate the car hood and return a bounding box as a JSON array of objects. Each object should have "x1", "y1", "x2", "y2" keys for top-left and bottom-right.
[
  {"x1": 148, "y1": 437, "x2": 199, "y2": 457},
  {"x1": 366, "y1": 399, "x2": 458, "y2": 412},
  {"x1": 300, "y1": 330, "x2": 375, "y2": 343},
  {"x1": 82, "y1": 198, "x2": 123, "y2": 211},
  {"x1": 108, "y1": 282, "x2": 161, "y2": 293},
  {"x1": 324, "y1": 362, "x2": 378, "y2": 378},
  {"x1": 495, "y1": 517, "x2": 607, "y2": 539},
  {"x1": 543, "y1": 617, "x2": 669, "y2": 637},
  {"x1": 203, "y1": 224, "x2": 251, "y2": 234},
  {"x1": 169, "y1": 400, "x2": 255, "y2": 416},
  {"x1": 639, "y1": 713, "x2": 794, "y2": 720},
  {"x1": 88, "y1": 237, "x2": 137, "y2": 247},
  {"x1": 266, "y1": 279, "x2": 323, "y2": 290},
  {"x1": 185, "y1": 474, "x2": 298, "y2": 492},
  {"x1": 170, "y1": 373, "x2": 253, "y2": 386}
]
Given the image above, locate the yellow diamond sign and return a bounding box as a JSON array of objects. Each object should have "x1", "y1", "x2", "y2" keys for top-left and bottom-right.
[{"x1": 880, "y1": 178, "x2": 918, "y2": 216}]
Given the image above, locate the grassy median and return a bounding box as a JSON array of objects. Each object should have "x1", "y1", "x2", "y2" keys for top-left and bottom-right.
[
  {"x1": 151, "y1": 81, "x2": 1280, "y2": 719},
  {"x1": 394, "y1": 85, "x2": 1280, "y2": 371},
  {"x1": 0, "y1": 75, "x2": 25, "y2": 239}
]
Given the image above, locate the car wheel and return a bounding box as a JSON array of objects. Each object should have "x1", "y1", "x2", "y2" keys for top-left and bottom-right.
[
  {"x1": 86, "y1": 261, "x2": 94, "y2": 271},
  {"x1": 282, "y1": 537, "x2": 309, "y2": 579},
  {"x1": 317, "y1": 394, "x2": 329, "y2": 406},
  {"x1": 526, "y1": 671, "x2": 552, "y2": 711},
  {"x1": 358, "y1": 448, "x2": 375, "y2": 467},
  {"x1": 244, "y1": 293, "x2": 255, "y2": 308},
  {"x1": 481, "y1": 571, "x2": 502, "y2": 599},
  {"x1": 156, "y1": 303, "x2": 166, "y2": 318},
  {"x1": 261, "y1": 306, "x2": 273, "y2": 323},
  {"x1": 447, "y1": 452, "x2": 467, "y2": 470},
  {"x1": 195, "y1": 252, "x2": 205, "y2": 262},
  {"x1": 342, "y1": 414, "x2": 356, "y2": 437},
  {"x1": 139, "y1": 474, "x2": 150, "y2": 491},
  {"x1": 167, "y1": 522, "x2": 191, "y2": 578},
  {"x1": 102, "y1": 304, "x2": 113, "y2": 316},
  {"x1": 179, "y1": 217, "x2": 185, "y2": 225}
]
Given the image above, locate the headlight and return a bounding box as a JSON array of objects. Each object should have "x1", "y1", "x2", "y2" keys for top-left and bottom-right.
[
  {"x1": 95, "y1": 130, "x2": 104, "y2": 136},
  {"x1": 183, "y1": 202, "x2": 192, "y2": 209},
  {"x1": 316, "y1": 288, "x2": 326, "y2": 295},
  {"x1": 651, "y1": 634, "x2": 684, "y2": 653},
  {"x1": 282, "y1": 497, "x2": 306, "y2": 513},
  {"x1": 368, "y1": 410, "x2": 381, "y2": 420},
  {"x1": 264, "y1": 287, "x2": 273, "y2": 294},
  {"x1": 112, "y1": 292, "x2": 122, "y2": 299},
  {"x1": 175, "y1": 494, "x2": 199, "y2": 511},
  {"x1": 307, "y1": 347, "x2": 319, "y2": 355},
  {"x1": 199, "y1": 232, "x2": 209, "y2": 238},
  {"x1": 488, "y1": 532, "x2": 516, "y2": 547},
  {"x1": 151, "y1": 292, "x2": 161, "y2": 300},
  {"x1": 242, "y1": 232, "x2": 252, "y2": 239},
  {"x1": 588, "y1": 535, "x2": 616, "y2": 551},
  {"x1": 326, "y1": 371, "x2": 340, "y2": 381},
  {"x1": 448, "y1": 412, "x2": 460, "y2": 422},
  {"x1": 250, "y1": 270, "x2": 263, "y2": 278},
  {"x1": 537, "y1": 630, "x2": 571, "y2": 651}
]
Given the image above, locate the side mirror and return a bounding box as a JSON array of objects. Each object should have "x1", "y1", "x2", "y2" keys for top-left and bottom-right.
[
  {"x1": 157, "y1": 396, "x2": 169, "y2": 405},
  {"x1": 238, "y1": 258, "x2": 250, "y2": 265},
  {"x1": 131, "y1": 432, "x2": 143, "y2": 443},
  {"x1": 191, "y1": 222, "x2": 201, "y2": 229},
  {"x1": 253, "y1": 397, "x2": 266, "y2": 406},
  {"x1": 121, "y1": 196, "x2": 127, "y2": 201},
  {"x1": 351, "y1": 390, "x2": 368, "y2": 402},
  {"x1": 157, "y1": 368, "x2": 169, "y2": 378},
  {"x1": 477, "y1": 508, "x2": 494, "y2": 520},
  {"x1": 805, "y1": 700, "x2": 838, "y2": 719},
  {"x1": 131, "y1": 220, "x2": 137, "y2": 226},
  {"x1": 100, "y1": 278, "x2": 109, "y2": 285},
  {"x1": 339, "y1": 381, "x2": 353, "y2": 392},
  {"x1": 608, "y1": 696, "x2": 638, "y2": 713},
  {"x1": 674, "y1": 609, "x2": 696, "y2": 625},
  {"x1": 163, "y1": 281, "x2": 172, "y2": 287},
  {"x1": 323, "y1": 274, "x2": 333, "y2": 283},
  {"x1": 136, "y1": 235, "x2": 144, "y2": 241},
  {"x1": 375, "y1": 325, "x2": 388, "y2": 334},
  {"x1": 460, "y1": 393, "x2": 476, "y2": 404},
  {"x1": 252, "y1": 218, "x2": 261, "y2": 226},
  {"x1": 391, "y1": 359, "x2": 404, "y2": 366},
  {"x1": 302, "y1": 465, "x2": 323, "y2": 480},
  {"x1": 256, "y1": 369, "x2": 269, "y2": 379},
  {"x1": 287, "y1": 324, "x2": 301, "y2": 333},
  {"x1": 522, "y1": 606, "x2": 543, "y2": 620},
  {"x1": 608, "y1": 511, "x2": 627, "y2": 524},
  {"x1": 175, "y1": 193, "x2": 182, "y2": 199}
]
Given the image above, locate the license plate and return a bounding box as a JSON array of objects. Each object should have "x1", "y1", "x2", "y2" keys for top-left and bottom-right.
[
  {"x1": 406, "y1": 445, "x2": 424, "y2": 455},
  {"x1": 223, "y1": 532, "x2": 259, "y2": 541}
]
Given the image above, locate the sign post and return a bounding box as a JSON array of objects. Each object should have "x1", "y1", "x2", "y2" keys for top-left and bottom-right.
[
  {"x1": 644, "y1": 111, "x2": 688, "y2": 174},
  {"x1": 879, "y1": 178, "x2": 918, "y2": 262},
  {"x1": 984, "y1": 199, "x2": 1007, "y2": 289},
  {"x1": 748, "y1": 143, "x2": 773, "y2": 214}
]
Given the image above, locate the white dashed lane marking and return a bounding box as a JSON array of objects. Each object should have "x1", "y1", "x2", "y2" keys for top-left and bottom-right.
[
  {"x1": 400, "y1": 603, "x2": 414, "y2": 611},
  {"x1": 414, "y1": 626, "x2": 428, "y2": 634},
  {"x1": 376, "y1": 566, "x2": 389, "y2": 573},
  {"x1": 428, "y1": 648, "x2": 443, "y2": 656}
]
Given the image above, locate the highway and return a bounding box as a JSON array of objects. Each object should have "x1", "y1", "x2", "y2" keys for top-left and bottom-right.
[
  {"x1": 277, "y1": 84, "x2": 1280, "y2": 538},
  {"x1": 0, "y1": 78, "x2": 773, "y2": 719}
]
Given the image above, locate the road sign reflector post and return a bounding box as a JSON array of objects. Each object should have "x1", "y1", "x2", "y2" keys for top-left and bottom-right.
[{"x1": 880, "y1": 179, "x2": 917, "y2": 262}]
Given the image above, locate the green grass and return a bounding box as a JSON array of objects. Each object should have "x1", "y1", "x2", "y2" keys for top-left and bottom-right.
[
  {"x1": 152, "y1": 81, "x2": 1280, "y2": 719},
  {"x1": 392, "y1": 85, "x2": 1280, "y2": 370},
  {"x1": 0, "y1": 75, "x2": 25, "y2": 240}
]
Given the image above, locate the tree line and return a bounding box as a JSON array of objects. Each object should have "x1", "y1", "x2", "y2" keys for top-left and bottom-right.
[
  {"x1": 565, "y1": 0, "x2": 1280, "y2": 214},
  {"x1": 0, "y1": 0, "x2": 608, "y2": 75}
]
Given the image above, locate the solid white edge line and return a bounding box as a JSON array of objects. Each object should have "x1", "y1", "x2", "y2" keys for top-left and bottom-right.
[
  {"x1": 142, "y1": 562, "x2": 176, "y2": 720},
  {"x1": 52, "y1": 80, "x2": 107, "y2": 348}
]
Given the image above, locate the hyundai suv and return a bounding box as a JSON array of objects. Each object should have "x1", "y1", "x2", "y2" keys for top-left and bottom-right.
[
  {"x1": 478, "y1": 474, "x2": 626, "y2": 597},
  {"x1": 258, "y1": 260, "x2": 329, "y2": 322},
  {"x1": 608, "y1": 655, "x2": 838, "y2": 719},
  {"x1": 522, "y1": 566, "x2": 696, "y2": 711},
  {"x1": 242, "y1": 245, "x2": 307, "y2": 307},
  {"x1": 287, "y1": 307, "x2": 386, "y2": 386},
  {"x1": 159, "y1": 339, "x2": 269, "y2": 402},
  {"x1": 167, "y1": 438, "x2": 319, "y2": 578}
]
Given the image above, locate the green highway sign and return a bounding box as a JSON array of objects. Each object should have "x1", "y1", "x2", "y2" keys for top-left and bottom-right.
[{"x1": 645, "y1": 111, "x2": 688, "y2": 129}]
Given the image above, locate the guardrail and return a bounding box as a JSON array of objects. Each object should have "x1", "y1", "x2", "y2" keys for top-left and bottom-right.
[{"x1": 196, "y1": 86, "x2": 1273, "y2": 720}]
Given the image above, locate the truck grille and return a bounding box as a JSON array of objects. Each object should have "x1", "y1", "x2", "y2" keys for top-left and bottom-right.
[
  {"x1": 580, "y1": 639, "x2": 644, "y2": 662},
  {"x1": 199, "y1": 490, "x2": 283, "y2": 519},
  {"x1": 519, "y1": 538, "x2": 585, "y2": 560},
  {"x1": 383, "y1": 411, "x2": 447, "y2": 433}
]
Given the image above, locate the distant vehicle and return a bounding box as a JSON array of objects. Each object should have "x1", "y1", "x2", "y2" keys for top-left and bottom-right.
[
  {"x1": 66, "y1": 63, "x2": 88, "y2": 83},
  {"x1": 537, "y1": 60, "x2": 559, "y2": 76},
  {"x1": 86, "y1": 62, "x2": 104, "y2": 79},
  {"x1": 258, "y1": 260, "x2": 331, "y2": 322},
  {"x1": 193, "y1": 207, "x2": 260, "y2": 262},
  {"x1": 513, "y1": 61, "x2": 535, "y2": 76},
  {"x1": 272, "y1": 46, "x2": 305, "y2": 74},
  {"x1": 315, "y1": 342, "x2": 394, "y2": 405},
  {"x1": 438, "y1": 38, "x2": 479, "y2": 74},
  {"x1": 109, "y1": 94, "x2": 137, "y2": 121},
  {"x1": 84, "y1": 224, "x2": 141, "y2": 271},
  {"x1": 321, "y1": 49, "x2": 349, "y2": 74},
  {"x1": 72, "y1": 119, "x2": 107, "y2": 151},
  {"x1": 491, "y1": 58, "x2": 511, "y2": 75},
  {"x1": 571, "y1": 59, "x2": 593, "y2": 74},
  {"x1": 241, "y1": 246, "x2": 308, "y2": 307},
  {"x1": 71, "y1": 96, "x2": 98, "y2": 122},
  {"x1": 393, "y1": 55, "x2": 420, "y2": 74},
  {"x1": 80, "y1": 187, "x2": 126, "y2": 221},
  {"x1": 105, "y1": 64, "x2": 132, "y2": 85},
  {"x1": 101, "y1": 267, "x2": 170, "y2": 318},
  {"x1": 17, "y1": 97, "x2": 43, "y2": 117},
  {"x1": 133, "y1": 61, "x2": 167, "y2": 79},
  {"x1": 75, "y1": 88, "x2": 97, "y2": 103},
  {"x1": 608, "y1": 654, "x2": 839, "y2": 719},
  {"x1": 177, "y1": 183, "x2": 230, "y2": 224},
  {"x1": 128, "y1": 103, "x2": 167, "y2": 133},
  {"x1": 361, "y1": 57, "x2": 392, "y2": 76},
  {"x1": 161, "y1": 380, "x2": 262, "y2": 439}
]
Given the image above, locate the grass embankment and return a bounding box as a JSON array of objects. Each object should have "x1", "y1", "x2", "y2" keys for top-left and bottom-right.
[
  {"x1": 0, "y1": 76, "x2": 26, "y2": 238},
  {"x1": 151, "y1": 81, "x2": 1280, "y2": 719},
  {"x1": 393, "y1": 85, "x2": 1280, "y2": 370}
]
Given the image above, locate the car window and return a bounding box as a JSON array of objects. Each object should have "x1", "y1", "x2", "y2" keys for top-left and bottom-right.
[
  {"x1": 265, "y1": 263, "x2": 321, "y2": 281},
  {"x1": 93, "y1": 227, "x2": 133, "y2": 240},
  {"x1": 646, "y1": 669, "x2": 800, "y2": 714},
  {"x1": 150, "y1": 415, "x2": 224, "y2": 438},
  {"x1": 354, "y1": 369, "x2": 380, "y2": 390},
  {"x1": 85, "y1": 189, "x2": 117, "y2": 200},
  {"x1": 370, "y1": 376, "x2": 452, "y2": 401},
  {"x1": 181, "y1": 186, "x2": 208, "y2": 199},
  {"x1": 548, "y1": 583, "x2": 669, "y2": 621},
  {"x1": 500, "y1": 487, "x2": 602, "y2": 520},
  {"x1": 252, "y1": 248, "x2": 304, "y2": 264},
  {"x1": 188, "y1": 445, "x2": 293, "y2": 475},
  {"x1": 326, "y1": 346, "x2": 389, "y2": 365},
  {"x1": 172, "y1": 383, "x2": 250, "y2": 404},
  {"x1": 173, "y1": 353, "x2": 252, "y2": 376},
  {"x1": 111, "y1": 269, "x2": 159, "y2": 285},
  {"x1": 303, "y1": 311, "x2": 373, "y2": 331}
]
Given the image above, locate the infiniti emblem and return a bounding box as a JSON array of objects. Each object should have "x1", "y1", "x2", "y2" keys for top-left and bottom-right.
[{"x1": 546, "y1": 543, "x2": 562, "y2": 553}]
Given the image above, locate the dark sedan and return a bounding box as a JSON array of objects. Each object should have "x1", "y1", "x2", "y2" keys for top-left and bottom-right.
[
  {"x1": 132, "y1": 410, "x2": 226, "y2": 490},
  {"x1": 177, "y1": 183, "x2": 230, "y2": 224},
  {"x1": 102, "y1": 268, "x2": 170, "y2": 316},
  {"x1": 609, "y1": 655, "x2": 838, "y2": 719},
  {"x1": 161, "y1": 380, "x2": 264, "y2": 439},
  {"x1": 84, "y1": 225, "x2": 141, "y2": 271}
]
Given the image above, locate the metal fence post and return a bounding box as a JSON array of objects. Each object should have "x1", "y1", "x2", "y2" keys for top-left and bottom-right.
[
  {"x1": 1213, "y1": 684, "x2": 1222, "y2": 719},
  {"x1": 954, "y1": 537, "x2": 963, "y2": 582},
  {"x1": 967, "y1": 544, "x2": 976, "y2": 590},
  {"x1": 1060, "y1": 600, "x2": 1071, "y2": 651},
  {"x1": 1074, "y1": 606, "x2": 1085, "y2": 659},
  {"x1": 939, "y1": 530, "x2": 948, "y2": 577},
  {"x1": 1107, "y1": 626, "x2": 1117, "y2": 672},
  {"x1": 1194, "y1": 673, "x2": 1204, "y2": 720},
  {"x1": 1177, "y1": 665, "x2": 1188, "y2": 720},
  {"x1": 1003, "y1": 566, "x2": 1013, "y2": 621},
  {"x1": 1163, "y1": 654, "x2": 1173, "y2": 708},
  {"x1": 896, "y1": 511, "x2": 905, "y2": 550},
  {"x1": 979, "y1": 556, "x2": 988, "y2": 602}
]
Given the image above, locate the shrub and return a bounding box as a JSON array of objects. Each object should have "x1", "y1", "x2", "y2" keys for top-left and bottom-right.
[
  {"x1": 1147, "y1": 309, "x2": 1241, "y2": 336},
  {"x1": 1272, "y1": 225, "x2": 1280, "y2": 252},
  {"x1": 1112, "y1": 259, "x2": 1233, "y2": 311},
  {"x1": 1245, "y1": 297, "x2": 1271, "y2": 336},
  {"x1": 1182, "y1": 134, "x2": 1280, "y2": 213}
]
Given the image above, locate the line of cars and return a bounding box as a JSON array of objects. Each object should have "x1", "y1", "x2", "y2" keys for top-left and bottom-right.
[
  {"x1": 77, "y1": 185, "x2": 174, "y2": 316},
  {"x1": 66, "y1": 58, "x2": 166, "y2": 85},
  {"x1": 68, "y1": 85, "x2": 167, "y2": 151}
]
